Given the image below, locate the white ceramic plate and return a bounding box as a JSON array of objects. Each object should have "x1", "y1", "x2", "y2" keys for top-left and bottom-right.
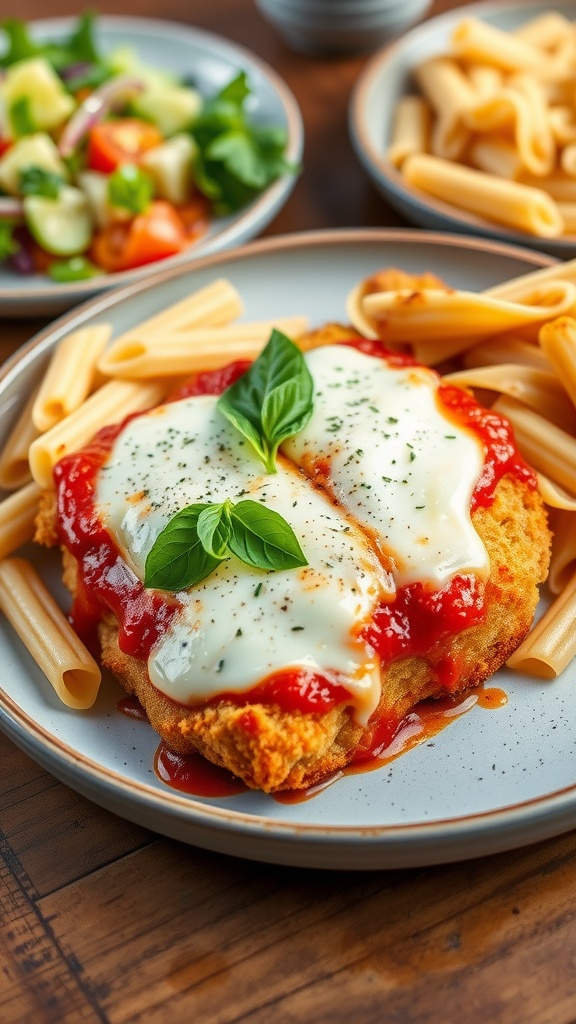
[
  {"x1": 0, "y1": 16, "x2": 302, "y2": 317},
  {"x1": 350, "y1": 0, "x2": 576, "y2": 258},
  {"x1": 3, "y1": 228, "x2": 576, "y2": 872}
]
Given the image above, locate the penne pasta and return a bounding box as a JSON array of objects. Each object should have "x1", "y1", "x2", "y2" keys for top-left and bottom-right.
[
  {"x1": 0, "y1": 557, "x2": 101, "y2": 708},
  {"x1": 486, "y1": 256, "x2": 576, "y2": 301},
  {"x1": 451, "y1": 17, "x2": 546, "y2": 71},
  {"x1": 444, "y1": 363, "x2": 576, "y2": 430},
  {"x1": 548, "y1": 106, "x2": 576, "y2": 146},
  {"x1": 98, "y1": 317, "x2": 310, "y2": 379},
  {"x1": 548, "y1": 509, "x2": 576, "y2": 592},
  {"x1": 507, "y1": 568, "x2": 576, "y2": 678},
  {"x1": 468, "y1": 137, "x2": 523, "y2": 180},
  {"x1": 493, "y1": 394, "x2": 576, "y2": 494},
  {"x1": 0, "y1": 482, "x2": 42, "y2": 560},
  {"x1": 388, "y1": 96, "x2": 431, "y2": 168},
  {"x1": 462, "y1": 336, "x2": 550, "y2": 370},
  {"x1": 465, "y1": 83, "x2": 554, "y2": 177},
  {"x1": 512, "y1": 11, "x2": 572, "y2": 49},
  {"x1": 520, "y1": 173, "x2": 576, "y2": 203},
  {"x1": 402, "y1": 154, "x2": 564, "y2": 238},
  {"x1": 413, "y1": 57, "x2": 475, "y2": 160},
  {"x1": 556, "y1": 203, "x2": 576, "y2": 233},
  {"x1": 0, "y1": 387, "x2": 39, "y2": 490},
  {"x1": 29, "y1": 379, "x2": 168, "y2": 489},
  {"x1": 538, "y1": 317, "x2": 576, "y2": 409},
  {"x1": 466, "y1": 65, "x2": 503, "y2": 99},
  {"x1": 359, "y1": 282, "x2": 576, "y2": 345},
  {"x1": 113, "y1": 278, "x2": 243, "y2": 339},
  {"x1": 537, "y1": 475, "x2": 576, "y2": 512},
  {"x1": 560, "y1": 143, "x2": 576, "y2": 178},
  {"x1": 32, "y1": 323, "x2": 112, "y2": 432}
]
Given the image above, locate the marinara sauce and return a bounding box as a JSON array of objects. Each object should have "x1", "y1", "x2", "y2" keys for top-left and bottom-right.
[{"x1": 54, "y1": 342, "x2": 535, "y2": 725}]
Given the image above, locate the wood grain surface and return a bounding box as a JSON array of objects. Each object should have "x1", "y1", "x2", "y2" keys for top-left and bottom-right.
[{"x1": 2, "y1": 2, "x2": 576, "y2": 1022}]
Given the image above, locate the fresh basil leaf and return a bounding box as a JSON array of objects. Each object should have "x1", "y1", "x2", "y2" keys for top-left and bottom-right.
[
  {"x1": 228, "y1": 500, "x2": 307, "y2": 571},
  {"x1": 217, "y1": 71, "x2": 250, "y2": 107},
  {"x1": 144, "y1": 504, "x2": 223, "y2": 590},
  {"x1": 190, "y1": 71, "x2": 295, "y2": 214},
  {"x1": 144, "y1": 496, "x2": 306, "y2": 591},
  {"x1": 108, "y1": 164, "x2": 155, "y2": 215},
  {"x1": 217, "y1": 329, "x2": 313, "y2": 473},
  {"x1": 48, "y1": 255, "x2": 103, "y2": 282},
  {"x1": 20, "y1": 166, "x2": 64, "y2": 199},
  {"x1": 9, "y1": 96, "x2": 36, "y2": 137},
  {"x1": 196, "y1": 501, "x2": 232, "y2": 559}
]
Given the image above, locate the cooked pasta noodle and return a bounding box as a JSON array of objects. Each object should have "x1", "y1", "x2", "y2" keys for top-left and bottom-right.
[
  {"x1": 538, "y1": 317, "x2": 576, "y2": 409},
  {"x1": 388, "y1": 96, "x2": 430, "y2": 168},
  {"x1": 493, "y1": 394, "x2": 576, "y2": 494},
  {"x1": 98, "y1": 317, "x2": 309, "y2": 379},
  {"x1": 32, "y1": 323, "x2": 112, "y2": 432},
  {"x1": 0, "y1": 388, "x2": 39, "y2": 490},
  {"x1": 388, "y1": 11, "x2": 576, "y2": 238},
  {"x1": 506, "y1": 568, "x2": 576, "y2": 678},
  {"x1": 444, "y1": 363, "x2": 576, "y2": 430},
  {"x1": 29, "y1": 379, "x2": 168, "y2": 489},
  {"x1": 402, "y1": 154, "x2": 564, "y2": 237},
  {"x1": 0, "y1": 557, "x2": 101, "y2": 708},
  {"x1": 0, "y1": 482, "x2": 41, "y2": 560},
  {"x1": 548, "y1": 509, "x2": 576, "y2": 591}
]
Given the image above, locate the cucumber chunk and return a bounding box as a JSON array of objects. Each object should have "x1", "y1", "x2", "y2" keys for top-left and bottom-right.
[{"x1": 24, "y1": 185, "x2": 94, "y2": 256}]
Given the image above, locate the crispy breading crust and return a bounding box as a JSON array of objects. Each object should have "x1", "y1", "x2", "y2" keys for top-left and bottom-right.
[{"x1": 36, "y1": 474, "x2": 551, "y2": 792}]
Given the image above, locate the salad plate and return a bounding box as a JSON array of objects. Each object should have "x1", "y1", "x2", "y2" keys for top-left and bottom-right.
[
  {"x1": 3, "y1": 227, "x2": 576, "y2": 871},
  {"x1": 0, "y1": 16, "x2": 302, "y2": 317},
  {"x1": 350, "y1": 0, "x2": 576, "y2": 258}
]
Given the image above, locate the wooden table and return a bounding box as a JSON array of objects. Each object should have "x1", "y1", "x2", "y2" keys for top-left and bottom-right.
[{"x1": 2, "y1": 2, "x2": 576, "y2": 1022}]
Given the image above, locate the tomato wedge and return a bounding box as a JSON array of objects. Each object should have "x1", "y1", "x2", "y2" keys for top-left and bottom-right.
[
  {"x1": 90, "y1": 200, "x2": 188, "y2": 272},
  {"x1": 87, "y1": 119, "x2": 164, "y2": 173}
]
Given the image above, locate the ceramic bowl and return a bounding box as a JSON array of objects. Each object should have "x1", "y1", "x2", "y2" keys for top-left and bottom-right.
[
  {"x1": 254, "y1": 0, "x2": 432, "y2": 54},
  {"x1": 0, "y1": 16, "x2": 303, "y2": 317},
  {"x1": 349, "y1": 0, "x2": 576, "y2": 258}
]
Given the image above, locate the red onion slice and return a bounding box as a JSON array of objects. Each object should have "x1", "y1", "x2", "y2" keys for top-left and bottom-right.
[
  {"x1": 0, "y1": 197, "x2": 24, "y2": 220},
  {"x1": 58, "y1": 75, "x2": 146, "y2": 158}
]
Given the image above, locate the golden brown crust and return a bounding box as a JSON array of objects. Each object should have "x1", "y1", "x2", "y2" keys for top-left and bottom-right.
[
  {"x1": 36, "y1": 389, "x2": 552, "y2": 792},
  {"x1": 93, "y1": 475, "x2": 550, "y2": 792}
]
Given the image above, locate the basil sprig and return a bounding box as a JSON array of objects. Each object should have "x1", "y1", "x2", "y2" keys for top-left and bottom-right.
[
  {"x1": 217, "y1": 329, "x2": 313, "y2": 473},
  {"x1": 145, "y1": 498, "x2": 307, "y2": 591}
]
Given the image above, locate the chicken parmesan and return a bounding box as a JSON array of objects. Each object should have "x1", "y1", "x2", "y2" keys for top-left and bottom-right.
[{"x1": 36, "y1": 330, "x2": 551, "y2": 792}]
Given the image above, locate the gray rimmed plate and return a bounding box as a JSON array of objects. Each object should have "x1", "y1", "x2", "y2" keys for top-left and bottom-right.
[
  {"x1": 0, "y1": 16, "x2": 303, "y2": 317},
  {"x1": 3, "y1": 228, "x2": 576, "y2": 871},
  {"x1": 350, "y1": 0, "x2": 576, "y2": 258}
]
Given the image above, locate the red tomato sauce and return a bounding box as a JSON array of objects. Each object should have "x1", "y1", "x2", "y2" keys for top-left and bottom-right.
[{"x1": 53, "y1": 341, "x2": 531, "y2": 725}]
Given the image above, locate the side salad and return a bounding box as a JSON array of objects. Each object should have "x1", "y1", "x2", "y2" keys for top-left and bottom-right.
[{"x1": 0, "y1": 13, "x2": 294, "y2": 281}]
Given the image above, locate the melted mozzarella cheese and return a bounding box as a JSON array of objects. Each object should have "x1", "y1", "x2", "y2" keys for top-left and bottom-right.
[
  {"x1": 96, "y1": 395, "x2": 389, "y2": 722},
  {"x1": 284, "y1": 346, "x2": 489, "y2": 588}
]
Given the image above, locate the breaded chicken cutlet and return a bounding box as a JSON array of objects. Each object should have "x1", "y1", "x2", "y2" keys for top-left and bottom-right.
[{"x1": 35, "y1": 323, "x2": 551, "y2": 793}]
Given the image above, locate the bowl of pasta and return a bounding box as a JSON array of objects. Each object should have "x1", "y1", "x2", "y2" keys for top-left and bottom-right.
[
  {"x1": 2, "y1": 227, "x2": 576, "y2": 869},
  {"x1": 0, "y1": 14, "x2": 303, "y2": 317},
  {"x1": 350, "y1": 0, "x2": 576, "y2": 257}
]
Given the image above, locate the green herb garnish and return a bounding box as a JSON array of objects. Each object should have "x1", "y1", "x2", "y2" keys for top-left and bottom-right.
[
  {"x1": 108, "y1": 164, "x2": 154, "y2": 215},
  {"x1": 144, "y1": 497, "x2": 307, "y2": 591},
  {"x1": 190, "y1": 71, "x2": 296, "y2": 214},
  {"x1": 9, "y1": 96, "x2": 35, "y2": 137},
  {"x1": 48, "y1": 255, "x2": 103, "y2": 282},
  {"x1": 20, "y1": 166, "x2": 64, "y2": 199},
  {"x1": 217, "y1": 329, "x2": 313, "y2": 474},
  {"x1": 0, "y1": 12, "x2": 101, "y2": 71},
  {"x1": 0, "y1": 221, "x2": 19, "y2": 261}
]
